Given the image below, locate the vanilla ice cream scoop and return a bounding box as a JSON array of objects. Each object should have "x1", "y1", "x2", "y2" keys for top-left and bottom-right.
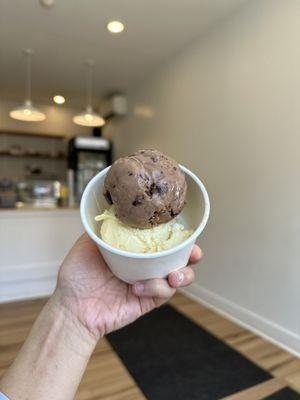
[{"x1": 95, "y1": 206, "x2": 192, "y2": 253}]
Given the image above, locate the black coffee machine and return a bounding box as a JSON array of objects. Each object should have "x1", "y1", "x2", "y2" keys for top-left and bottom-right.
[{"x1": 67, "y1": 128, "x2": 112, "y2": 205}]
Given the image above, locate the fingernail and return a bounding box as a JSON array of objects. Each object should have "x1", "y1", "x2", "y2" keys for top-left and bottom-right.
[
  {"x1": 134, "y1": 282, "x2": 144, "y2": 295},
  {"x1": 176, "y1": 271, "x2": 184, "y2": 284}
]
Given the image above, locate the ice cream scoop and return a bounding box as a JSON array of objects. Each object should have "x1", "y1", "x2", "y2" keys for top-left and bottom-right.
[
  {"x1": 103, "y1": 149, "x2": 187, "y2": 228},
  {"x1": 95, "y1": 206, "x2": 192, "y2": 253},
  {"x1": 81, "y1": 163, "x2": 210, "y2": 282}
]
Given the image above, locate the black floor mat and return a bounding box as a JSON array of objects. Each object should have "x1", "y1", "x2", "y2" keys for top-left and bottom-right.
[
  {"x1": 107, "y1": 305, "x2": 272, "y2": 400},
  {"x1": 265, "y1": 387, "x2": 300, "y2": 399}
]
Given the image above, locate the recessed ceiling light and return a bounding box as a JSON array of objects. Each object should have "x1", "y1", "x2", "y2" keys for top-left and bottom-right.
[
  {"x1": 107, "y1": 20, "x2": 124, "y2": 34},
  {"x1": 40, "y1": 0, "x2": 55, "y2": 8},
  {"x1": 53, "y1": 95, "x2": 65, "y2": 104}
]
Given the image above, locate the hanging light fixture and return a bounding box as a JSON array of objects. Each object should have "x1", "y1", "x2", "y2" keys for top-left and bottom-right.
[
  {"x1": 73, "y1": 60, "x2": 105, "y2": 127},
  {"x1": 10, "y1": 49, "x2": 46, "y2": 122}
]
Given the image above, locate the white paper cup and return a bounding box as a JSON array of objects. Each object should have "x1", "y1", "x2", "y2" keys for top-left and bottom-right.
[{"x1": 80, "y1": 165, "x2": 210, "y2": 283}]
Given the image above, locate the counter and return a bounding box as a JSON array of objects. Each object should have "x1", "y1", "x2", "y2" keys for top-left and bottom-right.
[
  {"x1": 0, "y1": 208, "x2": 83, "y2": 302},
  {"x1": 0, "y1": 205, "x2": 79, "y2": 212}
]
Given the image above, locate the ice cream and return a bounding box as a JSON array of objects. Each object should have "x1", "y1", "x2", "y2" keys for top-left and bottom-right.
[
  {"x1": 95, "y1": 206, "x2": 192, "y2": 253},
  {"x1": 95, "y1": 149, "x2": 192, "y2": 253},
  {"x1": 103, "y1": 149, "x2": 187, "y2": 229}
]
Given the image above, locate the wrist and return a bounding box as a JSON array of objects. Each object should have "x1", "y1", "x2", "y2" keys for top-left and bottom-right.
[
  {"x1": 48, "y1": 290, "x2": 98, "y2": 351},
  {"x1": 0, "y1": 291, "x2": 97, "y2": 400}
]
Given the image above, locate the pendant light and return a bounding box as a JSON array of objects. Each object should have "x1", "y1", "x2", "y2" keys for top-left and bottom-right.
[
  {"x1": 73, "y1": 60, "x2": 105, "y2": 127},
  {"x1": 10, "y1": 49, "x2": 46, "y2": 122}
]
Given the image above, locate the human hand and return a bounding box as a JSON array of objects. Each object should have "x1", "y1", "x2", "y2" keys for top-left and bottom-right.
[{"x1": 53, "y1": 234, "x2": 202, "y2": 342}]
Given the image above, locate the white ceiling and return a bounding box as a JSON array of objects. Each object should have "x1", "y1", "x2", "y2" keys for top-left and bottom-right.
[{"x1": 0, "y1": 0, "x2": 246, "y2": 107}]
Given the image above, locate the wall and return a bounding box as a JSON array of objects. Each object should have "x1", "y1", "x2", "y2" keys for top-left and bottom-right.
[
  {"x1": 0, "y1": 133, "x2": 67, "y2": 181},
  {"x1": 0, "y1": 99, "x2": 92, "y2": 181},
  {"x1": 111, "y1": 0, "x2": 300, "y2": 354}
]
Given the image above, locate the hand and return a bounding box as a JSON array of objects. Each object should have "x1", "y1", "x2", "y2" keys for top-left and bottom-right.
[{"x1": 53, "y1": 234, "x2": 202, "y2": 341}]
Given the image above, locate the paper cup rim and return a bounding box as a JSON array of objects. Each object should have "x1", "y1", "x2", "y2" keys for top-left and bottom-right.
[{"x1": 80, "y1": 164, "x2": 210, "y2": 259}]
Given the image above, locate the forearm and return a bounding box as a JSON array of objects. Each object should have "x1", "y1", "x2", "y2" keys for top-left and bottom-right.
[{"x1": 0, "y1": 294, "x2": 97, "y2": 400}]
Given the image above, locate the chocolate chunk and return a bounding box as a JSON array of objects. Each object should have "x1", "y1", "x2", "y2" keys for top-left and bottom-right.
[
  {"x1": 173, "y1": 167, "x2": 177, "y2": 171},
  {"x1": 104, "y1": 191, "x2": 113, "y2": 205},
  {"x1": 128, "y1": 171, "x2": 133, "y2": 176},
  {"x1": 139, "y1": 173, "x2": 150, "y2": 181},
  {"x1": 150, "y1": 183, "x2": 156, "y2": 196},
  {"x1": 170, "y1": 210, "x2": 179, "y2": 217},
  {"x1": 149, "y1": 210, "x2": 160, "y2": 225},
  {"x1": 132, "y1": 195, "x2": 144, "y2": 206},
  {"x1": 155, "y1": 182, "x2": 169, "y2": 196}
]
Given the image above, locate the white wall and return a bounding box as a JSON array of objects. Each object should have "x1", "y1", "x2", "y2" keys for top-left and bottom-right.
[{"x1": 111, "y1": 0, "x2": 300, "y2": 354}]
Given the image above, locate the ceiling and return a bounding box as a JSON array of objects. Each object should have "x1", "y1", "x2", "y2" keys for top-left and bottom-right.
[{"x1": 0, "y1": 0, "x2": 246, "y2": 107}]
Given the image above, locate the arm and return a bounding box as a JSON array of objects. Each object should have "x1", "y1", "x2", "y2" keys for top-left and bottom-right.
[
  {"x1": 0, "y1": 296, "x2": 96, "y2": 400},
  {"x1": 0, "y1": 234, "x2": 201, "y2": 400}
]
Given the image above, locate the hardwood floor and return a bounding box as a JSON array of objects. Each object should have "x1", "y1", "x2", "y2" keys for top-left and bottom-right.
[{"x1": 0, "y1": 293, "x2": 299, "y2": 400}]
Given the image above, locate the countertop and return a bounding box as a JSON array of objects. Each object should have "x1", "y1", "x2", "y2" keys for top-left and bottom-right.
[
  {"x1": 0, "y1": 205, "x2": 79, "y2": 212},
  {"x1": 0, "y1": 206, "x2": 80, "y2": 218}
]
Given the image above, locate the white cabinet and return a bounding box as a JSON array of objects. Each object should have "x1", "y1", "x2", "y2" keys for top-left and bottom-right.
[{"x1": 0, "y1": 209, "x2": 83, "y2": 302}]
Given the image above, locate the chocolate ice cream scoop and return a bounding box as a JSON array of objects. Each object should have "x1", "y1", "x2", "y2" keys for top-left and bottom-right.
[{"x1": 103, "y1": 149, "x2": 187, "y2": 228}]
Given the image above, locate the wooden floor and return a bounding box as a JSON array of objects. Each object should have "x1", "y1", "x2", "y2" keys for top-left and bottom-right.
[{"x1": 0, "y1": 293, "x2": 299, "y2": 399}]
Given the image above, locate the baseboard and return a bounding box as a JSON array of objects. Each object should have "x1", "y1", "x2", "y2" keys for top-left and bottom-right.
[
  {"x1": 0, "y1": 281, "x2": 56, "y2": 303},
  {"x1": 181, "y1": 283, "x2": 300, "y2": 357},
  {"x1": 0, "y1": 261, "x2": 59, "y2": 303}
]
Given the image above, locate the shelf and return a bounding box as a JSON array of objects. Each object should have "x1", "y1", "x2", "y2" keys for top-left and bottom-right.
[
  {"x1": 0, "y1": 130, "x2": 66, "y2": 140},
  {"x1": 0, "y1": 151, "x2": 66, "y2": 160}
]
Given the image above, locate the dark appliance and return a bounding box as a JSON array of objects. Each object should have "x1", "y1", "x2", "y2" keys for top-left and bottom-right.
[{"x1": 67, "y1": 131, "x2": 112, "y2": 204}]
